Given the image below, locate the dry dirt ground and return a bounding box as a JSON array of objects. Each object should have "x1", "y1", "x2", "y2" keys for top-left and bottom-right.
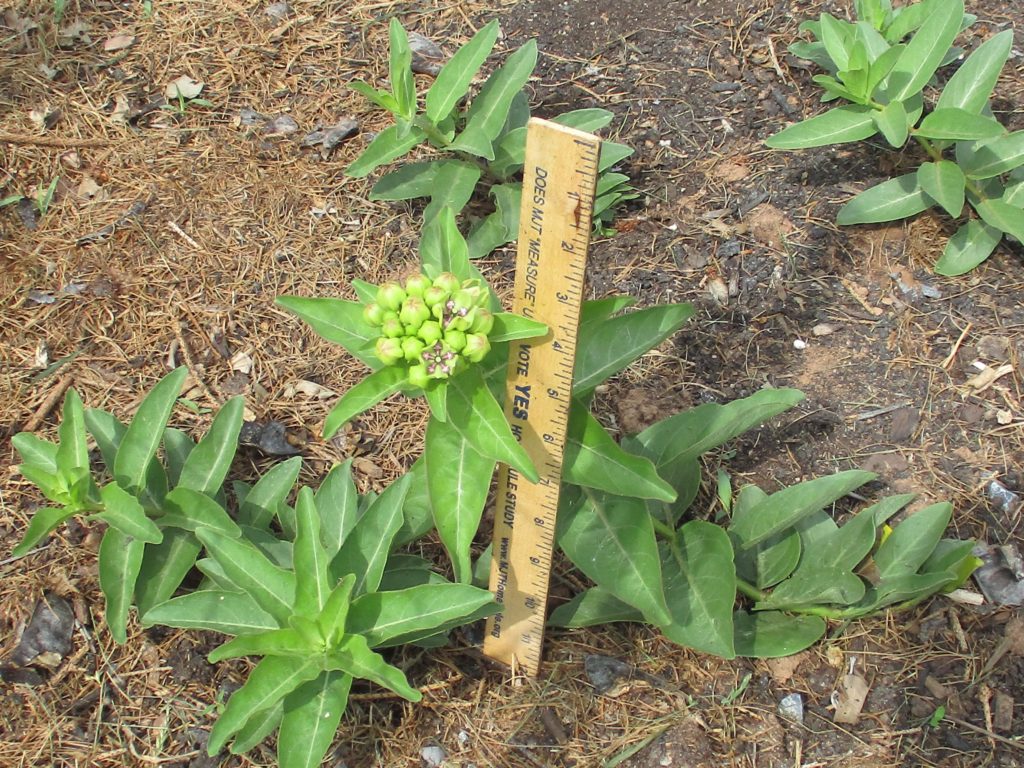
[{"x1": 2, "y1": 0, "x2": 1023, "y2": 766}]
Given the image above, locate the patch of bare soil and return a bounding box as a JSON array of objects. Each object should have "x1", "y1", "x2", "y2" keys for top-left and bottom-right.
[{"x1": 2, "y1": 0, "x2": 1023, "y2": 765}]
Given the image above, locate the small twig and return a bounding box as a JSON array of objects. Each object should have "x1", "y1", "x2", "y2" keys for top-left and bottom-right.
[
  {"x1": 0, "y1": 131, "x2": 119, "y2": 148},
  {"x1": 167, "y1": 221, "x2": 201, "y2": 249},
  {"x1": 765, "y1": 36, "x2": 786, "y2": 79},
  {"x1": 21, "y1": 371, "x2": 75, "y2": 432},
  {"x1": 942, "y1": 322, "x2": 972, "y2": 369},
  {"x1": 946, "y1": 715, "x2": 1024, "y2": 751},
  {"x1": 172, "y1": 320, "x2": 221, "y2": 405},
  {"x1": 850, "y1": 402, "x2": 912, "y2": 422}
]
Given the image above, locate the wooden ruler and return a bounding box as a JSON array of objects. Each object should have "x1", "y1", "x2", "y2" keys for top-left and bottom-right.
[{"x1": 484, "y1": 118, "x2": 600, "y2": 676}]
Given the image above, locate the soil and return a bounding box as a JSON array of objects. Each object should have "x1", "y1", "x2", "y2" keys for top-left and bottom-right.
[{"x1": 2, "y1": 0, "x2": 1023, "y2": 766}]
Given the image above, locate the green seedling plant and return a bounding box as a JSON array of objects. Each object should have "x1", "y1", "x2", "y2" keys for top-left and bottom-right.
[
  {"x1": 161, "y1": 90, "x2": 214, "y2": 116},
  {"x1": 348, "y1": 19, "x2": 637, "y2": 251},
  {"x1": 550, "y1": 389, "x2": 978, "y2": 658},
  {"x1": 767, "y1": 0, "x2": 1023, "y2": 275}
]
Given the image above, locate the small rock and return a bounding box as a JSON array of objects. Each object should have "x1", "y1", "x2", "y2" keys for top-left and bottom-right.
[
  {"x1": 777, "y1": 692, "x2": 804, "y2": 723},
  {"x1": 263, "y1": 114, "x2": 299, "y2": 136},
  {"x1": 420, "y1": 745, "x2": 447, "y2": 767},
  {"x1": 408, "y1": 31, "x2": 444, "y2": 76},
  {"x1": 13, "y1": 593, "x2": 75, "y2": 668}
]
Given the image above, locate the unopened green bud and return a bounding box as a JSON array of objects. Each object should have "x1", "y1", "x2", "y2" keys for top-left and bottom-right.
[
  {"x1": 444, "y1": 329, "x2": 467, "y2": 351},
  {"x1": 376, "y1": 282, "x2": 406, "y2": 311},
  {"x1": 381, "y1": 315, "x2": 404, "y2": 338},
  {"x1": 404, "y1": 273, "x2": 431, "y2": 297},
  {"x1": 470, "y1": 309, "x2": 494, "y2": 335},
  {"x1": 362, "y1": 302, "x2": 385, "y2": 326},
  {"x1": 432, "y1": 272, "x2": 460, "y2": 294},
  {"x1": 464, "y1": 333, "x2": 490, "y2": 363},
  {"x1": 402, "y1": 337, "x2": 425, "y2": 362},
  {"x1": 418, "y1": 320, "x2": 442, "y2": 345},
  {"x1": 407, "y1": 363, "x2": 429, "y2": 389},
  {"x1": 375, "y1": 337, "x2": 403, "y2": 365},
  {"x1": 399, "y1": 296, "x2": 430, "y2": 329},
  {"x1": 423, "y1": 285, "x2": 448, "y2": 308},
  {"x1": 450, "y1": 310, "x2": 473, "y2": 332}
]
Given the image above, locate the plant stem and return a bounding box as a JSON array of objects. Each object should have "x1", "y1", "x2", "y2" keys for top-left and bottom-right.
[{"x1": 649, "y1": 516, "x2": 676, "y2": 540}]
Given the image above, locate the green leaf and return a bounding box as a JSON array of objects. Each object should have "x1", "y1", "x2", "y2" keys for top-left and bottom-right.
[
  {"x1": 547, "y1": 585, "x2": 643, "y2": 628},
  {"x1": 346, "y1": 123, "x2": 426, "y2": 178},
  {"x1": 293, "y1": 487, "x2": 332, "y2": 617},
  {"x1": 160, "y1": 486, "x2": 241, "y2": 536},
  {"x1": 176, "y1": 397, "x2": 244, "y2": 495},
  {"x1": 729, "y1": 470, "x2": 876, "y2": 549},
  {"x1": 562, "y1": 403, "x2": 676, "y2": 502},
  {"x1": 314, "y1": 459, "x2": 358, "y2": 558},
  {"x1": 379, "y1": 554, "x2": 446, "y2": 591},
  {"x1": 12, "y1": 433, "x2": 59, "y2": 474},
  {"x1": 819, "y1": 14, "x2": 852, "y2": 71},
  {"x1": 884, "y1": 0, "x2": 963, "y2": 101},
  {"x1": 316, "y1": 574, "x2": 356, "y2": 647},
  {"x1": 936, "y1": 29, "x2": 1013, "y2": 114},
  {"x1": 558, "y1": 490, "x2": 672, "y2": 626},
  {"x1": 874, "y1": 502, "x2": 952, "y2": 578},
  {"x1": 883, "y1": 0, "x2": 932, "y2": 42},
  {"x1": 388, "y1": 19, "x2": 415, "y2": 118},
  {"x1": 573, "y1": 304, "x2": 694, "y2": 396},
  {"x1": 326, "y1": 634, "x2": 421, "y2": 701},
  {"x1": 422, "y1": 160, "x2": 482, "y2": 225},
  {"x1": 599, "y1": 141, "x2": 634, "y2": 172},
  {"x1": 11, "y1": 507, "x2": 76, "y2": 557},
  {"x1": 426, "y1": 418, "x2": 495, "y2": 583},
  {"x1": 733, "y1": 611, "x2": 826, "y2": 658},
  {"x1": 55, "y1": 389, "x2": 88, "y2": 475},
  {"x1": 207, "y1": 656, "x2": 322, "y2": 756},
  {"x1": 872, "y1": 99, "x2": 909, "y2": 147},
  {"x1": 446, "y1": 367, "x2": 538, "y2": 482},
  {"x1": 865, "y1": 44, "x2": 904, "y2": 95},
  {"x1": 134, "y1": 528, "x2": 203, "y2": 616},
  {"x1": 393, "y1": 458, "x2": 434, "y2": 547},
  {"x1": 229, "y1": 700, "x2": 282, "y2": 755},
  {"x1": 961, "y1": 131, "x2": 1024, "y2": 179},
  {"x1": 659, "y1": 522, "x2": 736, "y2": 658},
  {"x1": 425, "y1": 19, "x2": 500, "y2": 122},
  {"x1": 836, "y1": 173, "x2": 931, "y2": 224},
  {"x1": 196, "y1": 527, "x2": 297, "y2": 623},
  {"x1": 275, "y1": 295, "x2": 379, "y2": 368},
  {"x1": 98, "y1": 526, "x2": 146, "y2": 643},
  {"x1": 209, "y1": 627, "x2": 312, "y2": 662},
  {"x1": 917, "y1": 161, "x2": 966, "y2": 218},
  {"x1": 813, "y1": 74, "x2": 862, "y2": 104},
  {"x1": 238, "y1": 456, "x2": 302, "y2": 531},
  {"x1": 369, "y1": 162, "x2": 438, "y2": 201},
  {"x1": 730, "y1": 486, "x2": 801, "y2": 589},
  {"x1": 974, "y1": 198, "x2": 1024, "y2": 242},
  {"x1": 915, "y1": 109, "x2": 1005, "y2": 141},
  {"x1": 113, "y1": 367, "x2": 188, "y2": 495},
  {"x1": 84, "y1": 409, "x2": 126, "y2": 470},
  {"x1": 279, "y1": 672, "x2": 353, "y2": 768},
  {"x1": 580, "y1": 296, "x2": 635, "y2": 328},
  {"x1": 96, "y1": 483, "x2": 163, "y2": 543},
  {"x1": 448, "y1": 40, "x2": 538, "y2": 159},
  {"x1": 331, "y1": 474, "x2": 409, "y2": 594},
  {"x1": 348, "y1": 80, "x2": 400, "y2": 113},
  {"x1": 322, "y1": 366, "x2": 407, "y2": 439},
  {"x1": 766, "y1": 105, "x2": 877, "y2": 149},
  {"x1": 163, "y1": 427, "x2": 194, "y2": 487},
  {"x1": 348, "y1": 583, "x2": 497, "y2": 647},
  {"x1": 935, "y1": 219, "x2": 1003, "y2": 275},
  {"x1": 489, "y1": 313, "x2": 549, "y2": 343},
  {"x1": 142, "y1": 589, "x2": 279, "y2": 633},
  {"x1": 420, "y1": 204, "x2": 475, "y2": 281}
]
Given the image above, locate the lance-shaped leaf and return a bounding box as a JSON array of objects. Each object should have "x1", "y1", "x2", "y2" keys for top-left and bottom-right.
[
  {"x1": 13, "y1": 432, "x2": 59, "y2": 474},
  {"x1": 960, "y1": 131, "x2": 1024, "y2": 180},
  {"x1": 489, "y1": 313, "x2": 548, "y2": 343},
  {"x1": 238, "y1": 456, "x2": 302, "y2": 531},
  {"x1": 935, "y1": 219, "x2": 1003, "y2": 276},
  {"x1": 96, "y1": 483, "x2": 163, "y2": 543},
  {"x1": 562, "y1": 403, "x2": 676, "y2": 502},
  {"x1": 322, "y1": 366, "x2": 407, "y2": 439},
  {"x1": 729, "y1": 470, "x2": 876, "y2": 549},
  {"x1": 325, "y1": 634, "x2": 421, "y2": 701},
  {"x1": 209, "y1": 627, "x2": 313, "y2": 662},
  {"x1": 914, "y1": 109, "x2": 1005, "y2": 141},
  {"x1": 936, "y1": 29, "x2": 1012, "y2": 114},
  {"x1": 872, "y1": 100, "x2": 909, "y2": 147},
  {"x1": 573, "y1": 304, "x2": 694, "y2": 396},
  {"x1": 974, "y1": 199, "x2": 1024, "y2": 243},
  {"x1": 580, "y1": 296, "x2": 635, "y2": 328},
  {"x1": 370, "y1": 162, "x2": 438, "y2": 201},
  {"x1": 446, "y1": 367, "x2": 538, "y2": 481},
  {"x1": 207, "y1": 655, "x2": 322, "y2": 756},
  {"x1": 331, "y1": 474, "x2": 410, "y2": 593},
  {"x1": 447, "y1": 40, "x2": 538, "y2": 159},
  {"x1": 274, "y1": 296, "x2": 379, "y2": 368},
  {"x1": 176, "y1": 397, "x2": 244, "y2": 495},
  {"x1": 420, "y1": 204, "x2": 477, "y2": 282},
  {"x1": 12, "y1": 507, "x2": 77, "y2": 557},
  {"x1": 730, "y1": 486, "x2": 801, "y2": 589},
  {"x1": 547, "y1": 585, "x2": 643, "y2": 628},
  {"x1": 819, "y1": 13, "x2": 852, "y2": 71},
  {"x1": 113, "y1": 367, "x2": 187, "y2": 495},
  {"x1": 160, "y1": 486, "x2": 241, "y2": 536},
  {"x1": 143, "y1": 590, "x2": 280, "y2": 634},
  {"x1": 163, "y1": 427, "x2": 194, "y2": 486},
  {"x1": 884, "y1": 0, "x2": 963, "y2": 102},
  {"x1": 765, "y1": 105, "x2": 877, "y2": 149},
  {"x1": 55, "y1": 389, "x2": 88, "y2": 476},
  {"x1": 229, "y1": 700, "x2": 282, "y2": 755},
  {"x1": 421, "y1": 160, "x2": 482, "y2": 225},
  {"x1": 836, "y1": 173, "x2": 931, "y2": 224},
  {"x1": 874, "y1": 501, "x2": 952, "y2": 579},
  {"x1": 279, "y1": 671, "x2": 353, "y2": 768},
  {"x1": 917, "y1": 161, "x2": 965, "y2": 218},
  {"x1": 132, "y1": 529, "x2": 207, "y2": 616},
  {"x1": 558, "y1": 490, "x2": 672, "y2": 626},
  {"x1": 348, "y1": 583, "x2": 497, "y2": 647},
  {"x1": 348, "y1": 81, "x2": 399, "y2": 113},
  {"x1": 196, "y1": 527, "x2": 296, "y2": 623},
  {"x1": 659, "y1": 522, "x2": 736, "y2": 658},
  {"x1": 314, "y1": 459, "x2": 358, "y2": 558},
  {"x1": 388, "y1": 19, "x2": 415, "y2": 118},
  {"x1": 733, "y1": 611, "x2": 826, "y2": 658},
  {"x1": 98, "y1": 527, "x2": 146, "y2": 643},
  {"x1": 379, "y1": 554, "x2": 447, "y2": 591},
  {"x1": 316, "y1": 574, "x2": 356, "y2": 648},
  {"x1": 84, "y1": 408, "x2": 126, "y2": 470},
  {"x1": 425, "y1": 20, "x2": 499, "y2": 122},
  {"x1": 346, "y1": 123, "x2": 426, "y2": 178},
  {"x1": 425, "y1": 418, "x2": 495, "y2": 583},
  {"x1": 293, "y1": 487, "x2": 332, "y2": 617}
]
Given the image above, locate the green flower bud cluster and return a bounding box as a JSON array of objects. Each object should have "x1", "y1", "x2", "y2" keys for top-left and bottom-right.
[{"x1": 363, "y1": 272, "x2": 494, "y2": 387}]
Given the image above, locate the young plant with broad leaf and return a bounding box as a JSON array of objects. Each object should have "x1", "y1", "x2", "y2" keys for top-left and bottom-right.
[
  {"x1": 550, "y1": 388, "x2": 979, "y2": 658},
  {"x1": 768, "y1": 0, "x2": 1022, "y2": 275},
  {"x1": 348, "y1": 18, "x2": 637, "y2": 250}
]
